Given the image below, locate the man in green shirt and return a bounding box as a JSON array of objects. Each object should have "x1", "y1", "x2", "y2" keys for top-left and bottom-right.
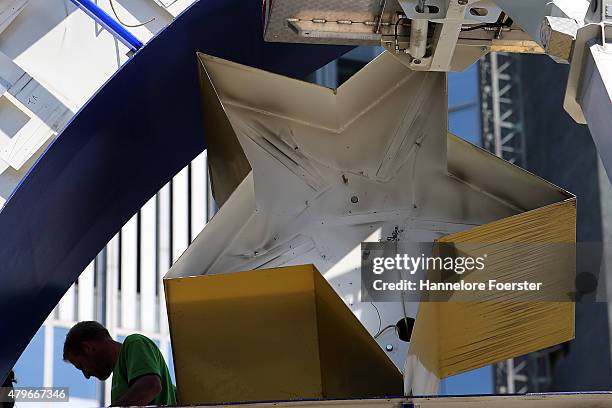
[{"x1": 63, "y1": 321, "x2": 176, "y2": 406}]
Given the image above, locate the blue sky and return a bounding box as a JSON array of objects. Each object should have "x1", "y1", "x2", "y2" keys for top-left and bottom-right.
[{"x1": 449, "y1": 64, "x2": 481, "y2": 146}]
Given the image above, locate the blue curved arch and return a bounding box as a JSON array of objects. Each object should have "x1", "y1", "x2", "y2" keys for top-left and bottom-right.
[{"x1": 0, "y1": 0, "x2": 350, "y2": 380}]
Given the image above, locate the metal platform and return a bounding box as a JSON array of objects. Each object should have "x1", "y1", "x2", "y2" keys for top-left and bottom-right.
[{"x1": 165, "y1": 393, "x2": 612, "y2": 408}]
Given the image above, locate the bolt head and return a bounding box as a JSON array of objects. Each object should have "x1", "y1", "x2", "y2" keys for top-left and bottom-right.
[{"x1": 385, "y1": 344, "x2": 394, "y2": 351}]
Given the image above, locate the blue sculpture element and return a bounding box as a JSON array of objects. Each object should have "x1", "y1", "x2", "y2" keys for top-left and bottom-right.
[
  {"x1": 0, "y1": 0, "x2": 350, "y2": 381},
  {"x1": 69, "y1": 0, "x2": 144, "y2": 51}
]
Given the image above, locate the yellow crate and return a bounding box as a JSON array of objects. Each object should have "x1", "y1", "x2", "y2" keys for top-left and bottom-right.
[{"x1": 164, "y1": 264, "x2": 403, "y2": 405}]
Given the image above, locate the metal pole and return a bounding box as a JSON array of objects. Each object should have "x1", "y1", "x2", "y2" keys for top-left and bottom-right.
[
  {"x1": 206, "y1": 161, "x2": 218, "y2": 222},
  {"x1": 69, "y1": 0, "x2": 143, "y2": 52},
  {"x1": 95, "y1": 248, "x2": 108, "y2": 406},
  {"x1": 506, "y1": 358, "x2": 515, "y2": 394},
  {"x1": 580, "y1": 38, "x2": 612, "y2": 183},
  {"x1": 490, "y1": 52, "x2": 503, "y2": 158}
]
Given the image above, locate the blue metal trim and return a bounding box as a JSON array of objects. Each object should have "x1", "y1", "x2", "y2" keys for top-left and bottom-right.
[{"x1": 69, "y1": 0, "x2": 143, "y2": 51}]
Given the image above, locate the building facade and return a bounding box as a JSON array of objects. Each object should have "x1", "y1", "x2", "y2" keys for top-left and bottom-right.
[
  {"x1": 488, "y1": 52, "x2": 612, "y2": 392},
  {"x1": 14, "y1": 150, "x2": 215, "y2": 407},
  {"x1": 520, "y1": 53, "x2": 612, "y2": 392}
]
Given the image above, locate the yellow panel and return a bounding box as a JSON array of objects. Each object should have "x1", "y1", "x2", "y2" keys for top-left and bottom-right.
[
  {"x1": 165, "y1": 265, "x2": 403, "y2": 405},
  {"x1": 312, "y1": 272, "x2": 403, "y2": 398},
  {"x1": 409, "y1": 199, "x2": 576, "y2": 379}
]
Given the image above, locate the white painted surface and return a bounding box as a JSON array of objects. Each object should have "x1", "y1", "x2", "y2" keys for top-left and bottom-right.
[
  {"x1": 120, "y1": 214, "x2": 138, "y2": 330},
  {"x1": 104, "y1": 233, "x2": 120, "y2": 405},
  {"x1": 164, "y1": 0, "x2": 194, "y2": 17},
  {"x1": 0, "y1": 0, "x2": 195, "y2": 205},
  {"x1": 0, "y1": 141, "x2": 47, "y2": 207},
  {"x1": 140, "y1": 196, "x2": 157, "y2": 332},
  {"x1": 105, "y1": 234, "x2": 120, "y2": 332},
  {"x1": 190, "y1": 151, "x2": 207, "y2": 242},
  {"x1": 58, "y1": 283, "x2": 76, "y2": 322},
  {"x1": 158, "y1": 183, "x2": 171, "y2": 334},
  {"x1": 0, "y1": 51, "x2": 58, "y2": 177},
  {"x1": 43, "y1": 323, "x2": 53, "y2": 387},
  {"x1": 171, "y1": 166, "x2": 189, "y2": 263},
  {"x1": 0, "y1": 0, "x2": 172, "y2": 108},
  {"x1": 77, "y1": 261, "x2": 95, "y2": 321}
]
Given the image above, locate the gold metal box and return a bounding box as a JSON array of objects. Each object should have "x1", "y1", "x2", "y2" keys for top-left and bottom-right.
[{"x1": 164, "y1": 264, "x2": 403, "y2": 405}]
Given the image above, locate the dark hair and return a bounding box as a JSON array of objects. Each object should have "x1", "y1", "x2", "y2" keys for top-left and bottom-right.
[
  {"x1": 63, "y1": 321, "x2": 111, "y2": 360},
  {"x1": 1, "y1": 370, "x2": 16, "y2": 408}
]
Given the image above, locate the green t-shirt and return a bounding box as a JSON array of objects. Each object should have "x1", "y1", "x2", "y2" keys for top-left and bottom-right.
[{"x1": 111, "y1": 334, "x2": 177, "y2": 406}]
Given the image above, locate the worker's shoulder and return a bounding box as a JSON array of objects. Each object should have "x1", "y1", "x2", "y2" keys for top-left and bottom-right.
[{"x1": 123, "y1": 333, "x2": 158, "y2": 348}]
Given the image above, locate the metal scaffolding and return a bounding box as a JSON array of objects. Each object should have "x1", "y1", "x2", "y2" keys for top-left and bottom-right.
[
  {"x1": 493, "y1": 348, "x2": 560, "y2": 394},
  {"x1": 480, "y1": 52, "x2": 527, "y2": 168},
  {"x1": 481, "y1": 52, "x2": 560, "y2": 394}
]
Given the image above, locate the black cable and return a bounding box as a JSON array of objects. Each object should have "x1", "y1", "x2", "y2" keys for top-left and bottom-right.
[
  {"x1": 371, "y1": 302, "x2": 382, "y2": 334},
  {"x1": 395, "y1": 17, "x2": 407, "y2": 39},
  {"x1": 461, "y1": 16, "x2": 513, "y2": 32},
  {"x1": 460, "y1": 22, "x2": 503, "y2": 32},
  {"x1": 374, "y1": 324, "x2": 399, "y2": 339},
  {"x1": 394, "y1": 16, "x2": 408, "y2": 51},
  {"x1": 109, "y1": 0, "x2": 155, "y2": 28}
]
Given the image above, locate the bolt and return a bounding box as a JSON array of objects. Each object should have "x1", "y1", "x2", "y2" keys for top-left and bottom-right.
[
  {"x1": 458, "y1": 0, "x2": 468, "y2": 4},
  {"x1": 413, "y1": 59, "x2": 422, "y2": 65},
  {"x1": 351, "y1": 196, "x2": 359, "y2": 203},
  {"x1": 385, "y1": 344, "x2": 394, "y2": 351}
]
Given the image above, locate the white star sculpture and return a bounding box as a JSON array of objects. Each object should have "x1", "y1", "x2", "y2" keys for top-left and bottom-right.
[{"x1": 167, "y1": 51, "x2": 574, "y2": 393}]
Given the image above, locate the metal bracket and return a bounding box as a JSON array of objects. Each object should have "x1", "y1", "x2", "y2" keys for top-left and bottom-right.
[
  {"x1": 586, "y1": 0, "x2": 612, "y2": 24},
  {"x1": 399, "y1": 0, "x2": 502, "y2": 23},
  {"x1": 564, "y1": 22, "x2": 612, "y2": 123}
]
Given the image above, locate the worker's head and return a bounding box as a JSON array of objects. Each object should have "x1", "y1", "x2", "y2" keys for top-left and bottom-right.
[
  {"x1": 63, "y1": 321, "x2": 116, "y2": 381},
  {"x1": 1, "y1": 370, "x2": 16, "y2": 408}
]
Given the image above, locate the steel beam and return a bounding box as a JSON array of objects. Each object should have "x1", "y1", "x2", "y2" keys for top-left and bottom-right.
[
  {"x1": 69, "y1": 0, "x2": 143, "y2": 51},
  {"x1": 579, "y1": 39, "x2": 612, "y2": 182}
]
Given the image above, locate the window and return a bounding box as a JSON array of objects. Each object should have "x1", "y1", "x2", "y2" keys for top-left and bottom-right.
[
  {"x1": 53, "y1": 327, "x2": 98, "y2": 400},
  {"x1": 440, "y1": 365, "x2": 493, "y2": 395},
  {"x1": 13, "y1": 326, "x2": 45, "y2": 387},
  {"x1": 167, "y1": 344, "x2": 176, "y2": 384},
  {"x1": 449, "y1": 64, "x2": 481, "y2": 146}
]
